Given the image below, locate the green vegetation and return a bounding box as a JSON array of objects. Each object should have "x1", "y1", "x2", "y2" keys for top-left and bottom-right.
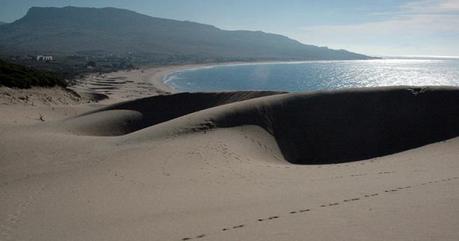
[{"x1": 0, "y1": 59, "x2": 67, "y2": 88}]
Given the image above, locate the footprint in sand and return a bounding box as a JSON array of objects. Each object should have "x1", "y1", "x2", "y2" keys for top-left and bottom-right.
[
  {"x1": 185, "y1": 177, "x2": 458, "y2": 241},
  {"x1": 233, "y1": 224, "x2": 245, "y2": 229}
]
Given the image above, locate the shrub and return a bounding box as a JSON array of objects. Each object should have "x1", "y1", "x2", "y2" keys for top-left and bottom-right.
[{"x1": 0, "y1": 59, "x2": 67, "y2": 88}]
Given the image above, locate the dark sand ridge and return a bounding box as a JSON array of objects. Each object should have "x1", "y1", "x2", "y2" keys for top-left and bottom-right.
[
  {"x1": 59, "y1": 91, "x2": 282, "y2": 136},
  {"x1": 210, "y1": 86, "x2": 459, "y2": 164},
  {"x1": 59, "y1": 86, "x2": 459, "y2": 164}
]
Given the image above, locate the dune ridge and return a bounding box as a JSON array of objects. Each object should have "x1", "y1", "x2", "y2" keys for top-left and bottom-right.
[
  {"x1": 60, "y1": 91, "x2": 283, "y2": 136},
  {"x1": 61, "y1": 86, "x2": 459, "y2": 164},
  {"x1": 210, "y1": 86, "x2": 459, "y2": 164}
]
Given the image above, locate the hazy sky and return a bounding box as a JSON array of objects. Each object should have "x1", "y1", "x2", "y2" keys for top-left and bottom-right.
[{"x1": 1, "y1": 0, "x2": 458, "y2": 57}]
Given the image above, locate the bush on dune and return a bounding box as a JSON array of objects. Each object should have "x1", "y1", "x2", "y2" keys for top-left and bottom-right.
[{"x1": 0, "y1": 59, "x2": 67, "y2": 88}]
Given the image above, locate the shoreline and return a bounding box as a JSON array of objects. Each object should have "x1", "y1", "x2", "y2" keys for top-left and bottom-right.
[
  {"x1": 71, "y1": 57, "x2": 450, "y2": 102},
  {"x1": 70, "y1": 62, "x2": 250, "y2": 103},
  {"x1": 148, "y1": 61, "x2": 276, "y2": 93},
  {"x1": 147, "y1": 60, "x2": 342, "y2": 93},
  {"x1": 147, "y1": 60, "x2": 360, "y2": 94},
  {"x1": 69, "y1": 61, "x2": 281, "y2": 103},
  {"x1": 145, "y1": 57, "x2": 455, "y2": 95}
]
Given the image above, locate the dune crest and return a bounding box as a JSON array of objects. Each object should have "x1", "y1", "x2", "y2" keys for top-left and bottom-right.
[
  {"x1": 211, "y1": 86, "x2": 459, "y2": 164},
  {"x1": 60, "y1": 86, "x2": 459, "y2": 164},
  {"x1": 59, "y1": 91, "x2": 282, "y2": 136}
]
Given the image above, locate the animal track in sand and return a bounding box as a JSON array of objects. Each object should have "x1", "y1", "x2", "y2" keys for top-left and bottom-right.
[
  {"x1": 179, "y1": 176, "x2": 459, "y2": 241},
  {"x1": 257, "y1": 216, "x2": 279, "y2": 222},
  {"x1": 233, "y1": 224, "x2": 245, "y2": 229},
  {"x1": 311, "y1": 170, "x2": 396, "y2": 183},
  {"x1": 288, "y1": 208, "x2": 311, "y2": 215}
]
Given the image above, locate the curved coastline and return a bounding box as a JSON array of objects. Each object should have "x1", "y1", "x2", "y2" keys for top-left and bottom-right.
[
  {"x1": 157, "y1": 60, "x2": 353, "y2": 91},
  {"x1": 75, "y1": 58, "x2": 435, "y2": 99},
  {"x1": 157, "y1": 62, "x2": 279, "y2": 91},
  {"x1": 158, "y1": 58, "x2": 459, "y2": 93}
]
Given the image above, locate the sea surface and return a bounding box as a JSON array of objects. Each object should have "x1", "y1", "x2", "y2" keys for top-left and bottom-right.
[{"x1": 165, "y1": 58, "x2": 459, "y2": 92}]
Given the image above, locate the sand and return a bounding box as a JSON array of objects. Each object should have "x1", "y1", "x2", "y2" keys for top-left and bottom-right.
[{"x1": 1, "y1": 65, "x2": 459, "y2": 241}]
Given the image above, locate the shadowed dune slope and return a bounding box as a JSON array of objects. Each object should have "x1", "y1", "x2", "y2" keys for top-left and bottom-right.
[
  {"x1": 207, "y1": 86, "x2": 459, "y2": 164},
  {"x1": 63, "y1": 86, "x2": 459, "y2": 164},
  {"x1": 60, "y1": 91, "x2": 283, "y2": 135}
]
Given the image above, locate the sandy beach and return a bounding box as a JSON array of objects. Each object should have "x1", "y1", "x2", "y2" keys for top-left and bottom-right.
[
  {"x1": 1, "y1": 65, "x2": 459, "y2": 241},
  {"x1": 69, "y1": 64, "x2": 192, "y2": 102}
]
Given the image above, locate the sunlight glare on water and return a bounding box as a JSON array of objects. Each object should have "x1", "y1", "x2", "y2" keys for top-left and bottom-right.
[{"x1": 166, "y1": 58, "x2": 459, "y2": 92}]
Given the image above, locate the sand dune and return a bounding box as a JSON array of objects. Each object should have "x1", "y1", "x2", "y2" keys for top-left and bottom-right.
[
  {"x1": 62, "y1": 86, "x2": 459, "y2": 164},
  {"x1": 60, "y1": 91, "x2": 282, "y2": 136},
  {"x1": 1, "y1": 85, "x2": 459, "y2": 241}
]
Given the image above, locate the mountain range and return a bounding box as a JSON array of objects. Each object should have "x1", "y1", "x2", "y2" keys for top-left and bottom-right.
[{"x1": 0, "y1": 6, "x2": 373, "y2": 61}]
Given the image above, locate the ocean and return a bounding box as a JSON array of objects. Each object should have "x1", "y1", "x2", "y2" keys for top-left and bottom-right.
[{"x1": 164, "y1": 58, "x2": 459, "y2": 92}]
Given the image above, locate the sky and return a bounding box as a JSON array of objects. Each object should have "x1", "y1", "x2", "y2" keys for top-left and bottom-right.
[{"x1": 0, "y1": 0, "x2": 458, "y2": 57}]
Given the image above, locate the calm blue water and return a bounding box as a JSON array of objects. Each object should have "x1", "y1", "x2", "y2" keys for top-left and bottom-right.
[{"x1": 165, "y1": 59, "x2": 459, "y2": 92}]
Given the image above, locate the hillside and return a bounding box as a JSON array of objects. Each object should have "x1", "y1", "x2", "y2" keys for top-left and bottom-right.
[
  {"x1": 0, "y1": 7, "x2": 372, "y2": 62},
  {"x1": 0, "y1": 59, "x2": 66, "y2": 88}
]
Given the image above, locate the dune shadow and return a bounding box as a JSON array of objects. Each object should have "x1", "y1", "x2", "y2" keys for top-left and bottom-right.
[
  {"x1": 212, "y1": 87, "x2": 459, "y2": 164},
  {"x1": 63, "y1": 86, "x2": 459, "y2": 165},
  {"x1": 63, "y1": 91, "x2": 283, "y2": 136}
]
